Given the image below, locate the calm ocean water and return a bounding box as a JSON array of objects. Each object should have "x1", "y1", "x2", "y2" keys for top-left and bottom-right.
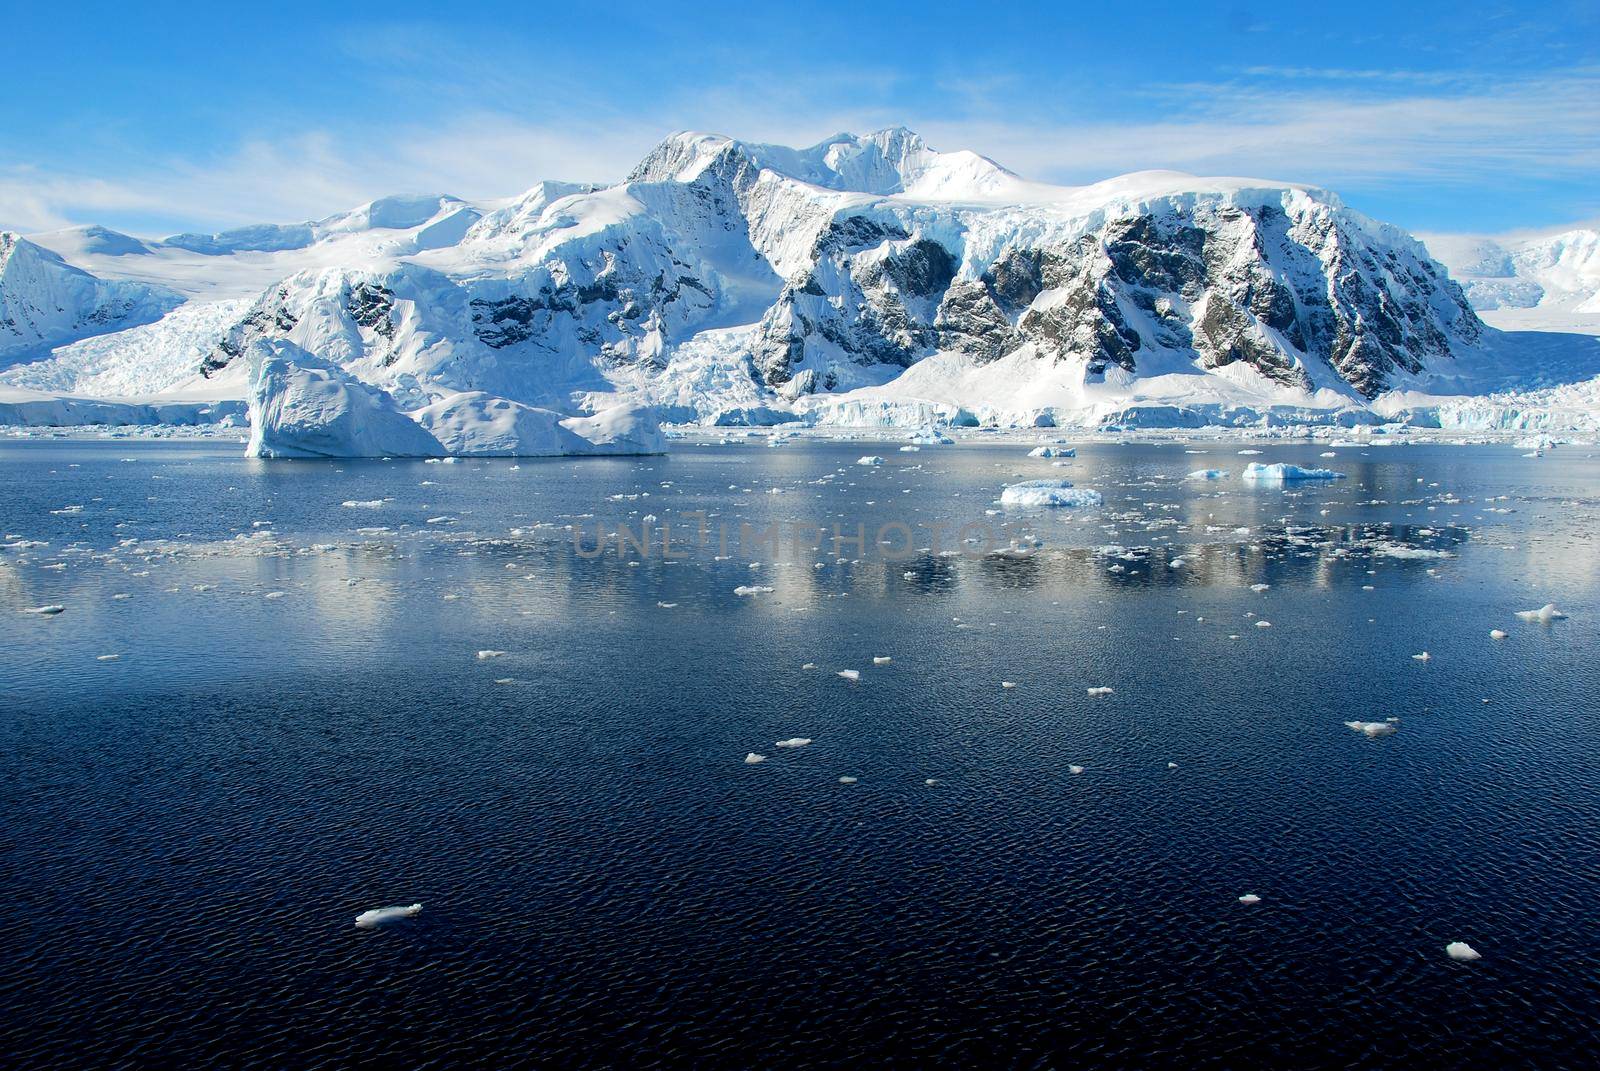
[{"x1": 3, "y1": 436, "x2": 1598, "y2": 1068}]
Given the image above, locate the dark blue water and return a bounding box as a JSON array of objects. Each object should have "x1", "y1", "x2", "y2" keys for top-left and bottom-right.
[{"x1": 3, "y1": 437, "x2": 1598, "y2": 1068}]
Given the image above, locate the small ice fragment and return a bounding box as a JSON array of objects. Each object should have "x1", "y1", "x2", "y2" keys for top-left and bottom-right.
[
  {"x1": 96, "y1": 654, "x2": 121, "y2": 662},
  {"x1": 838, "y1": 669, "x2": 861, "y2": 681},
  {"x1": 354, "y1": 903, "x2": 422, "y2": 928},
  {"x1": 1167, "y1": 762, "x2": 1179, "y2": 769},
  {"x1": 838, "y1": 776, "x2": 858, "y2": 784},
  {"x1": 872, "y1": 656, "x2": 892, "y2": 665},
  {"x1": 656, "y1": 601, "x2": 677, "y2": 608},
  {"x1": 1445, "y1": 941, "x2": 1481, "y2": 962},
  {"x1": 476, "y1": 650, "x2": 506, "y2": 660},
  {"x1": 1255, "y1": 620, "x2": 1272, "y2": 628},
  {"x1": 856, "y1": 456, "x2": 885, "y2": 466},
  {"x1": 1250, "y1": 583, "x2": 1270, "y2": 593},
  {"x1": 775, "y1": 737, "x2": 811, "y2": 748},
  {"x1": 1344, "y1": 720, "x2": 1397, "y2": 738},
  {"x1": 744, "y1": 753, "x2": 767, "y2": 764},
  {"x1": 801, "y1": 662, "x2": 817, "y2": 670},
  {"x1": 1068, "y1": 765, "x2": 1086, "y2": 775},
  {"x1": 924, "y1": 779, "x2": 939, "y2": 786},
  {"x1": 1001, "y1": 681, "x2": 1017, "y2": 689},
  {"x1": 734, "y1": 585, "x2": 774, "y2": 596},
  {"x1": 1412, "y1": 652, "x2": 1431, "y2": 661},
  {"x1": 1086, "y1": 687, "x2": 1114, "y2": 697},
  {"x1": 1514, "y1": 603, "x2": 1567, "y2": 624},
  {"x1": 264, "y1": 591, "x2": 286, "y2": 599},
  {"x1": 1489, "y1": 629, "x2": 1507, "y2": 640},
  {"x1": 21, "y1": 605, "x2": 65, "y2": 615},
  {"x1": 1238, "y1": 894, "x2": 1262, "y2": 904}
]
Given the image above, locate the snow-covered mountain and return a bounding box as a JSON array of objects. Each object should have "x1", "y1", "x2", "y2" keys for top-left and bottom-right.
[
  {"x1": 1424, "y1": 228, "x2": 1600, "y2": 336},
  {"x1": 4, "y1": 127, "x2": 1599, "y2": 440},
  {"x1": 0, "y1": 233, "x2": 179, "y2": 367}
]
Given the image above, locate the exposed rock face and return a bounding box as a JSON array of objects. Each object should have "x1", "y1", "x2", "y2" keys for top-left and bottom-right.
[{"x1": 752, "y1": 196, "x2": 1480, "y2": 399}]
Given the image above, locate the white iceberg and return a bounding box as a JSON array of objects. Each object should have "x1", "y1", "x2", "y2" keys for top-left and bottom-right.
[
  {"x1": 1515, "y1": 603, "x2": 1567, "y2": 623},
  {"x1": 1344, "y1": 720, "x2": 1398, "y2": 738},
  {"x1": 1187, "y1": 469, "x2": 1229, "y2": 480},
  {"x1": 744, "y1": 753, "x2": 766, "y2": 765},
  {"x1": 414, "y1": 392, "x2": 665, "y2": 457},
  {"x1": 838, "y1": 669, "x2": 861, "y2": 681},
  {"x1": 1028, "y1": 445, "x2": 1074, "y2": 458},
  {"x1": 857, "y1": 455, "x2": 885, "y2": 466},
  {"x1": 21, "y1": 605, "x2": 65, "y2": 615},
  {"x1": 246, "y1": 341, "x2": 667, "y2": 459},
  {"x1": 1241, "y1": 462, "x2": 1346, "y2": 482},
  {"x1": 354, "y1": 902, "x2": 422, "y2": 928},
  {"x1": 775, "y1": 737, "x2": 812, "y2": 748},
  {"x1": 1238, "y1": 894, "x2": 1262, "y2": 904},
  {"x1": 246, "y1": 341, "x2": 445, "y2": 459},
  {"x1": 1000, "y1": 479, "x2": 1104, "y2": 509},
  {"x1": 1445, "y1": 941, "x2": 1482, "y2": 962},
  {"x1": 1086, "y1": 686, "x2": 1114, "y2": 697}
]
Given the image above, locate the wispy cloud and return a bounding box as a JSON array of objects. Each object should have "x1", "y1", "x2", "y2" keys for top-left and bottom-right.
[{"x1": 3, "y1": 64, "x2": 1596, "y2": 236}]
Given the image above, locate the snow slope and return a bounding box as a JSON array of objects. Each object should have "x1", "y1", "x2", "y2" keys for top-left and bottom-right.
[{"x1": 1424, "y1": 228, "x2": 1600, "y2": 336}]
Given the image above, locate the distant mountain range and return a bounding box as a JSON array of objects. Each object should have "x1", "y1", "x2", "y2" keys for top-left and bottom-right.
[{"x1": 3, "y1": 128, "x2": 1598, "y2": 435}]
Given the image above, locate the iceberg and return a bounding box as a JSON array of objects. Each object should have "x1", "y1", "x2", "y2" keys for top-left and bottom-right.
[
  {"x1": 354, "y1": 903, "x2": 422, "y2": 928},
  {"x1": 247, "y1": 342, "x2": 666, "y2": 459},
  {"x1": 1445, "y1": 941, "x2": 1482, "y2": 962},
  {"x1": 1241, "y1": 462, "x2": 1346, "y2": 482},
  {"x1": 1344, "y1": 720, "x2": 1398, "y2": 738},
  {"x1": 1515, "y1": 603, "x2": 1567, "y2": 623},
  {"x1": 246, "y1": 341, "x2": 445, "y2": 459},
  {"x1": 1000, "y1": 479, "x2": 1104, "y2": 508}
]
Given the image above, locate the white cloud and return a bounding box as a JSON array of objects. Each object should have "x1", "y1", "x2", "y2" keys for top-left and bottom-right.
[{"x1": 3, "y1": 67, "x2": 1596, "y2": 236}]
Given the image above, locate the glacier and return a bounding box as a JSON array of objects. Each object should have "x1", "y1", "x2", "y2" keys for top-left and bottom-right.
[{"x1": 4, "y1": 127, "x2": 1600, "y2": 450}]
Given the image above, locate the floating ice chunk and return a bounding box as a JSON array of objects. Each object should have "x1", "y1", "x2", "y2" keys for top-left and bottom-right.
[
  {"x1": 801, "y1": 662, "x2": 817, "y2": 670},
  {"x1": 1250, "y1": 583, "x2": 1270, "y2": 592},
  {"x1": 1445, "y1": 941, "x2": 1481, "y2": 962},
  {"x1": 1001, "y1": 681, "x2": 1017, "y2": 689},
  {"x1": 1187, "y1": 469, "x2": 1229, "y2": 481},
  {"x1": 899, "y1": 445, "x2": 920, "y2": 452},
  {"x1": 1167, "y1": 762, "x2": 1179, "y2": 769},
  {"x1": 744, "y1": 753, "x2": 767, "y2": 765},
  {"x1": 264, "y1": 591, "x2": 286, "y2": 600},
  {"x1": 1320, "y1": 451, "x2": 1337, "y2": 458},
  {"x1": 1238, "y1": 449, "x2": 1262, "y2": 455},
  {"x1": 733, "y1": 585, "x2": 774, "y2": 596},
  {"x1": 1255, "y1": 620, "x2": 1272, "y2": 628},
  {"x1": 96, "y1": 654, "x2": 120, "y2": 662},
  {"x1": 1489, "y1": 629, "x2": 1508, "y2": 640},
  {"x1": 1515, "y1": 603, "x2": 1567, "y2": 623},
  {"x1": 21, "y1": 605, "x2": 65, "y2": 615},
  {"x1": 1412, "y1": 652, "x2": 1431, "y2": 661},
  {"x1": 1241, "y1": 463, "x2": 1345, "y2": 482},
  {"x1": 856, "y1": 456, "x2": 885, "y2": 466},
  {"x1": 1344, "y1": 720, "x2": 1398, "y2": 738},
  {"x1": 1000, "y1": 479, "x2": 1103, "y2": 509},
  {"x1": 872, "y1": 656, "x2": 892, "y2": 665},
  {"x1": 656, "y1": 601, "x2": 677, "y2": 608},
  {"x1": 1068, "y1": 765, "x2": 1086, "y2": 775},
  {"x1": 1238, "y1": 894, "x2": 1262, "y2": 904},
  {"x1": 475, "y1": 649, "x2": 506, "y2": 660},
  {"x1": 342, "y1": 500, "x2": 385, "y2": 509},
  {"x1": 775, "y1": 737, "x2": 812, "y2": 748},
  {"x1": 1086, "y1": 687, "x2": 1114, "y2": 697},
  {"x1": 838, "y1": 669, "x2": 861, "y2": 681},
  {"x1": 924, "y1": 778, "x2": 939, "y2": 786},
  {"x1": 354, "y1": 903, "x2": 422, "y2": 928},
  {"x1": 838, "y1": 776, "x2": 858, "y2": 784},
  {"x1": 1028, "y1": 446, "x2": 1075, "y2": 458}
]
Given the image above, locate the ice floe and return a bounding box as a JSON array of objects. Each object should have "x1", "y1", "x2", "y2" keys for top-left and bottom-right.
[
  {"x1": 1000, "y1": 479, "x2": 1104, "y2": 508},
  {"x1": 354, "y1": 903, "x2": 423, "y2": 928}
]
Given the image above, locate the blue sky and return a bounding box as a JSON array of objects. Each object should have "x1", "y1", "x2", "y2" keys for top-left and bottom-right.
[{"x1": 2, "y1": 0, "x2": 1596, "y2": 237}]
